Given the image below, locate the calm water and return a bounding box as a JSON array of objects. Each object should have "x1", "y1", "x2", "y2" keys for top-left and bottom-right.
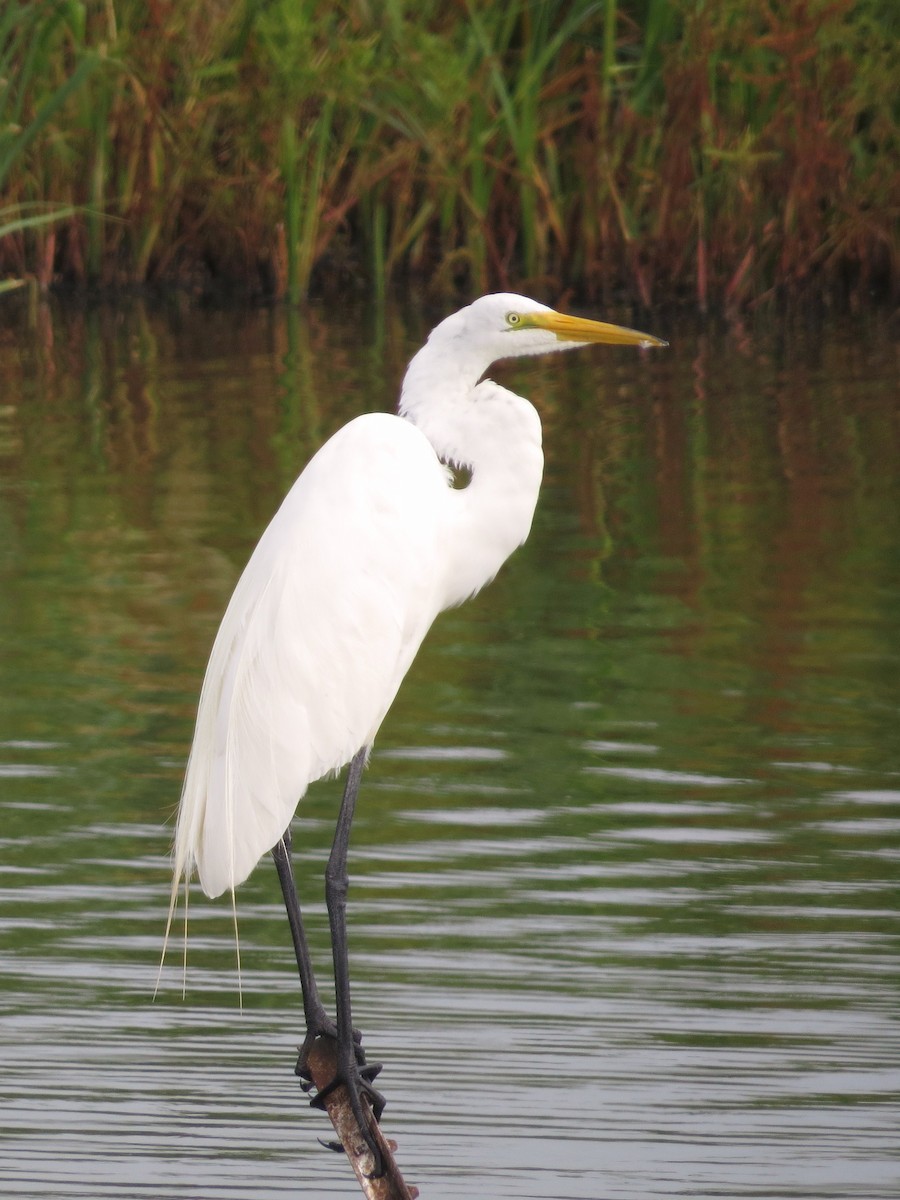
[{"x1": 1, "y1": 297, "x2": 898, "y2": 1200}]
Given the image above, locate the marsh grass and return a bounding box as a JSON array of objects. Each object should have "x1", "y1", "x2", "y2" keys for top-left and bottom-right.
[
  {"x1": 0, "y1": 1, "x2": 105, "y2": 290},
  {"x1": 1, "y1": 0, "x2": 896, "y2": 305}
]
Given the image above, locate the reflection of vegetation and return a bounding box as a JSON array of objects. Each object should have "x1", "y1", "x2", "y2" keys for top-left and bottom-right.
[
  {"x1": 1, "y1": 2, "x2": 897, "y2": 303},
  {"x1": 2, "y1": 305, "x2": 898, "y2": 800}
]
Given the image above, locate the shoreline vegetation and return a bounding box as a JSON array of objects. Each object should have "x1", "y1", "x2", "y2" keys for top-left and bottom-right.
[{"x1": 1, "y1": 0, "x2": 897, "y2": 309}]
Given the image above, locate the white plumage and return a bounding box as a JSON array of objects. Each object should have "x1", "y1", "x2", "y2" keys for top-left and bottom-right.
[{"x1": 170, "y1": 293, "x2": 666, "y2": 903}]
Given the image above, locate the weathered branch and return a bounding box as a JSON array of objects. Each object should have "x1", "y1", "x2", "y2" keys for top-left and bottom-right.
[{"x1": 304, "y1": 1037, "x2": 419, "y2": 1200}]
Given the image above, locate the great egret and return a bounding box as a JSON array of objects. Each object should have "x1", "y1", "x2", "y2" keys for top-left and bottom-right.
[{"x1": 167, "y1": 292, "x2": 666, "y2": 1171}]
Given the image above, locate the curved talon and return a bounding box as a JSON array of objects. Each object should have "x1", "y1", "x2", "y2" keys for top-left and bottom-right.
[
  {"x1": 365, "y1": 1153, "x2": 386, "y2": 1181},
  {"x1": 359, "y1": 1063, "x2": 385, "y2": 1121},
  {"x1": 347, "y1": 1073, "x2": 387, "y2": 1178},
  {"x1": 360, "y1": 1121, "x2": 386, "y2": 1180}
]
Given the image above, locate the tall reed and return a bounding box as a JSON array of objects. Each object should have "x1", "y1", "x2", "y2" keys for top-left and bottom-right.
[
  {"x1": 0, "y1": 0, "x2": 896, "y2": 305},
  {"x1": 0, "y1": 2, "x2": 104, "y2": 290}
]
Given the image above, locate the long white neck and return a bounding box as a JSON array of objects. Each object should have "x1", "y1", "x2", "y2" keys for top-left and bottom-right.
[
  {"x1": 398, "y1": 330, "x2": 483, "y2": 462},
  {"x1": 398, "y1": 335, "x2": 544, "y2": 609}
]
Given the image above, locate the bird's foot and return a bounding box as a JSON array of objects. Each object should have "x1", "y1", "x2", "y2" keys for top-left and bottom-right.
[
  {"x1": 295, "y1": 1025, "x2": 387, "y2": 1177},
  {"x1": 310, "y1": 1052, "x2": 386, "y2": 1177}
]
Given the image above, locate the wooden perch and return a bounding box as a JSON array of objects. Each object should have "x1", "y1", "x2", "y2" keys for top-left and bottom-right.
[{"x1": 304, "y1": 1037, "x2": 419, "y2": 1200}]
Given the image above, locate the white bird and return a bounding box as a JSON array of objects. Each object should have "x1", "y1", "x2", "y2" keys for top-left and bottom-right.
[{"x1": 166, "y1": 292, "x2": 666, "y2": 1170}]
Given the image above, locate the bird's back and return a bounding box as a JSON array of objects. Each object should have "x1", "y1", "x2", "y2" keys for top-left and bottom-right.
[{"x1": 175, "y1": 413, "x2": 451, "y2": 897}]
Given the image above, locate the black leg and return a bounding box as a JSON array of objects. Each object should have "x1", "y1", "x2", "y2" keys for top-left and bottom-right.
[
  {"x1": 274, "y1": 825, "x2": 336, "y2": 1060},
  {"x1": 326, "y1": 748, "x2": 367, "y2": 1059},
  {"x1": 315, "y1": 745, "x2": 386, "y2": 1174},
  {"x1": 273, "y1": 829, "x2": 367, "y2": 1060}
]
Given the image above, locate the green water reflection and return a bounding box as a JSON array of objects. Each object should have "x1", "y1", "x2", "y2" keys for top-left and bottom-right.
[{"x1": 0, "y1": 298, "x2": 898, "y2": 1199}]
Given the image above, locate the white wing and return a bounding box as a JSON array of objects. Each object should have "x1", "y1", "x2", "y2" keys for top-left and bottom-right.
[{"x1": 175, "y1": 412, "x2": 450, "y2": 897}]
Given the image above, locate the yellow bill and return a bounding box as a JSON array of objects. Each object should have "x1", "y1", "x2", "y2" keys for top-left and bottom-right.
[{"x1": 530, "y1": 309, "x2": 668, "y2": 349}]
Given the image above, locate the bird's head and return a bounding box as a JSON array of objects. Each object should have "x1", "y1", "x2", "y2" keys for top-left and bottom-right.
[
  {"x1": 439, "y1": 292, "x2": 668, "y2": 365},
  {"x1": 400, "y1": 292, "x2": 668, "y2": 424}
]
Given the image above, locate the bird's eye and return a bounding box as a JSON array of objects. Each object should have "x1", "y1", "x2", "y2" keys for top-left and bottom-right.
[{"x1": 506, "y1": 312, "x2": 522, "y2": 327}]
